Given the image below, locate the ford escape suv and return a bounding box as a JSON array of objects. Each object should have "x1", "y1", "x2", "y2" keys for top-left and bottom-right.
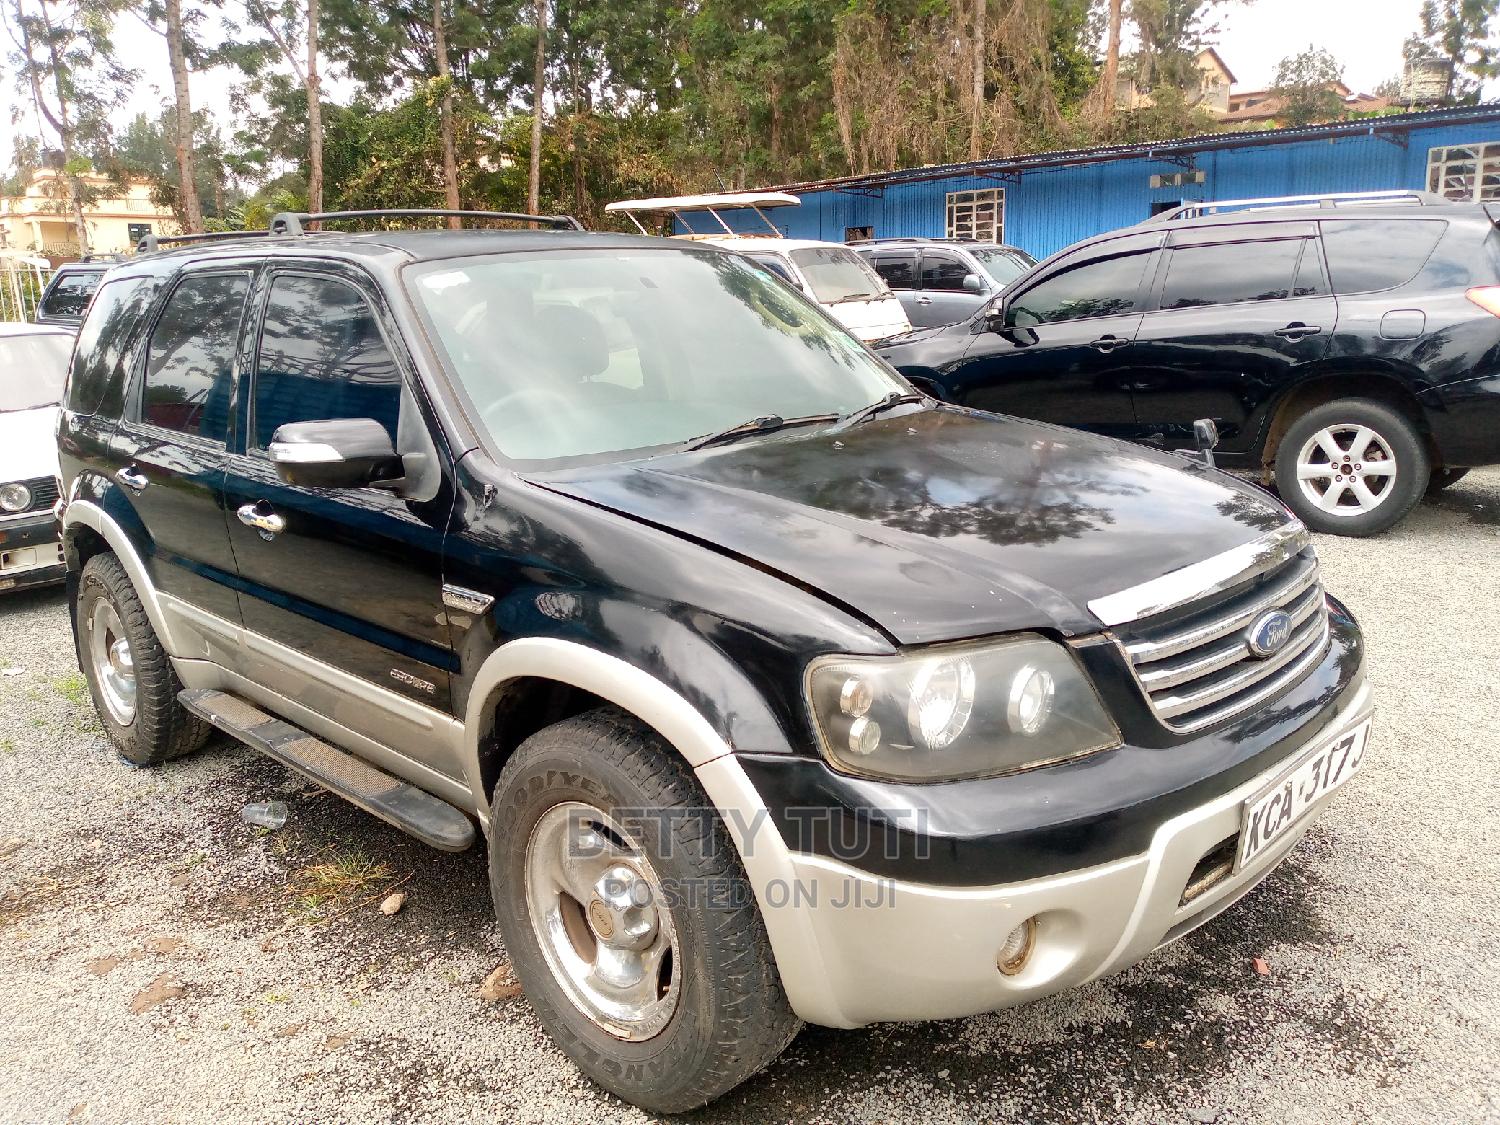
[
  {"x1": 879, "y1": 190, "x2": 1500, "y2": 536},
  {"x1": 57, "y1": 211, "x2": 1373, "y2": 1113}
]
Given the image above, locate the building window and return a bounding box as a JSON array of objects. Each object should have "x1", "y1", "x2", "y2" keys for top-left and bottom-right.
[
  {"x1": 946, "y1": 188, "x2": 1003, "y2": 241},
  {"x1": 1427, "y1": 143, "x2": 1500, "y2": 202},
  {"x1": 127, "y1": 222, "x2": 152, "y2": 245}
]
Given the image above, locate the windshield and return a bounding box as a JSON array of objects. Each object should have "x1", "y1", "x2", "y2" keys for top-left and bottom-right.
[
  {"x1": 40, "y1": 269, "x2": 103, "y2": 321},
  {"x1": 407, "y1": 247, "x2": 903, "y2": 468},
  {"x1": 789, "y1": 246, "x2": 891, "y2": 304},
  {"x1": 971, "y1": 247, "x2": 1036, "y2": 287},
  {"x1": 0, "y1": 333, "x2": 72, "y2": 411}
]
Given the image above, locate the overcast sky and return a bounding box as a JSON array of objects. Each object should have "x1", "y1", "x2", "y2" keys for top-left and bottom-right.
[{"x1": 0, "y1": 0, "x2": 1482, "y2": 177}]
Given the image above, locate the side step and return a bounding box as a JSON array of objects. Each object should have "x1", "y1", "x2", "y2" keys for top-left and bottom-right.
[{"x1": 179, "y1": 688, "x2": 476, "y2": 852}]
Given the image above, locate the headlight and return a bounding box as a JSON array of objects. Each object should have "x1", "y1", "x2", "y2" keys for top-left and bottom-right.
[
  {"x1": 0, "y1": 482, "x2": 31, "y2": 513},
  {"x1": 806, "y1": 635, "x2": 1120, "y2": 781}
]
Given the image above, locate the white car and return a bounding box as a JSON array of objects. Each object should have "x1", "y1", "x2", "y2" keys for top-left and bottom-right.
[{"x1": 0, "y1": 323, "x2": 71, "y2": 592}]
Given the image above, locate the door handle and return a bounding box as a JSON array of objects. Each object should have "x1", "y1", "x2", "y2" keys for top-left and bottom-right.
[
  {"x1": 1275, "y1": 322, "x2": 1323, "y2": 341},
  {"x1": 915, "y1": 296, "x2": 932, "y2": 305},
  {"x1": 115, "y1": 466, "x2": 149, "y2": 493},
  {"x1": 236, "y1": 503, "x2": 286, "y2": 539},
  {"x1": 1089, "y1": 334, "x2": 1131, "y2": 353}
]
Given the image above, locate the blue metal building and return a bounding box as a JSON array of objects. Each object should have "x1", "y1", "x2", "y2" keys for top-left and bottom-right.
[{"x1": 694, "y1": 105, "x2": 1500, "y2": 260}]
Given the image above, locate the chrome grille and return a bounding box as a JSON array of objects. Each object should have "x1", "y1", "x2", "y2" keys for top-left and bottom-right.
[{"x1": 1115, "y1": 548, "x2": 1330, "y2": 733}]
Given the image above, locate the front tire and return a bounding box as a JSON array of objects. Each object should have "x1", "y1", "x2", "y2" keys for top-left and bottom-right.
[
  {"x1": 1273, "y1": 399, "x2": 1428, "y2": 536},
  {"x1": 76, "y1": 553, "x2": 210, "y2": 765},
  {"x1": 488, "y1": 708, "x2": 799, "y2": 1113}
]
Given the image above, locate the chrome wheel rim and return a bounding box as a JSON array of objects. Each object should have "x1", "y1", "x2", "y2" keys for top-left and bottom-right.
[
  {"x1": 89, "y1": 599, "x2": 136, "y2": 725},
  {"x1": 523, "y1": 802, "x2": 679, "y2": 1041},
  {"x1": 1295, "y1": 424, "x2": 1397, "y2": 517}
]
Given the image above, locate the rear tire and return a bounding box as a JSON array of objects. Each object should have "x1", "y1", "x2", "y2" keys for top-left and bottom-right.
[
  {"x1": 1273, "y1": 399, "x2": 1428, "y2": 536},
  {"x1": 76, "y1": 553, "x2": 210, "y2": 766},
  {"x1": 488, "y1": 707, "x2": 799, "y2": 1113},
  {"x1": 1427, "y1": 467, "x2": 1470, "y2": 494}
]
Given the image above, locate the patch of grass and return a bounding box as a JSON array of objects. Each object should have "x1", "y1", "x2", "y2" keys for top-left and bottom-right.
[
  {"x1": 287, "y1": 850, "x2": 393, "y2": 924},
  {"x1": 52, "y1": 672, "x2": 87, "y2": 707},
  {"x1": 0, "y1": 738, "x2": 14, "y2": 755}
]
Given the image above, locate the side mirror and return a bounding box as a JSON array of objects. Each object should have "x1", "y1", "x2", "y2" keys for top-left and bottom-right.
[
  {"x1": 268, "y1": 418, "x2": 405, "y2": 489},
  {"x1": 962, "y1": 273, "x2": 984, "y2": 293},
  {"x1": 1193, "y1": 417, "x2": 1220, "y2": 468},
  {"x1": 982, "y1": 297, "x2": 1009, "y2": 333}
]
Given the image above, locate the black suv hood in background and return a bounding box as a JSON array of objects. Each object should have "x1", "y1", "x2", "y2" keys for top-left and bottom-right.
[{"x1": 530, "y1": 408, "x2": 1292, "y2": 646}]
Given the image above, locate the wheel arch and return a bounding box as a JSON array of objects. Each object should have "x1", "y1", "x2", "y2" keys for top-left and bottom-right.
[
  {"x1": 61, "y1": 499, "x2": 182, "y2": 655},
  {"x1": 1256, "y1": 372, "x2": 1435, "y2": 471}
]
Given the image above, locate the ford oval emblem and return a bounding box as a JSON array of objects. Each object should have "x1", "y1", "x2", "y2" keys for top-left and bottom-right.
[{"x1": 1246, "y1": 610, "x2": 1293, "y2": 658}]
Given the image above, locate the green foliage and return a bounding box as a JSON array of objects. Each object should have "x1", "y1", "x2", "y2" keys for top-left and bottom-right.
[{"x1": 1272, "y1": 46, "x2": 1347, "y2": 127}]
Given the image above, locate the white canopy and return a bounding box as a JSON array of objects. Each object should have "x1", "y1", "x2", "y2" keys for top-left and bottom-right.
[{"x1": 604, "y1": 191, "x2": 801, "y2": 214}]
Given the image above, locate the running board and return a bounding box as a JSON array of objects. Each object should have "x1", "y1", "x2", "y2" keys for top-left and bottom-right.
[{"x1": 179, "y1": 688, "x2": 476, "y2": 852}]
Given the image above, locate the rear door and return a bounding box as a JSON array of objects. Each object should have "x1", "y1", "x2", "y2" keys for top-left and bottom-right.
[
  {"x1": 113, "y1": 266, "x2": 253, "y2": 622},
  {"x1": 915, "y1": 248, "x2": 988, "y2": 327},
  {"x1": 943, "y1": 231, "x2": 1160, "y2": 435},
  {"x1": 1129, "y1": 223, "x2": 1334, "y2": 457},
  {"x1": 218, "y1": 263, "x2": 461, "y2": 771}
]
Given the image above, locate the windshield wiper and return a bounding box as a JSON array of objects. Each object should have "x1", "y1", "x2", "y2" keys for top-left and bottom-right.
[
  {"x1": 683, "y1": 412, "x2": 837, "y2": 452},
  {"x1": 829, "y1": 391, "x2": 924, "y2": 432},
  {"x1": 830, "y1": 292, "x2": 876, "y2": 304}
]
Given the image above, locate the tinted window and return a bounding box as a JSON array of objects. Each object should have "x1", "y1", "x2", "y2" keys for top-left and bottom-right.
[
  {"x1": 920, "y1": 251, "x2": 972, "y2": 292},
  {"x1": 1008, "y1": 250, "x2": 1151, "y2": 326},
  {"x1": 1160, "y1": 239, "x2": 1304, "y2": 310},
  {"x1": 746, "y1": 253, "x2": 798, "y2": 285},
  {"x1": 66, "y1": 276, "x2": 159, "y2": 416},
  {"x1": 870, "y1": 253, "x2": 916, "y2": 289},
  {"x1": 1292, "y1": 241, "x2": 1330, "y2": 298},
  {"x1": 1321, "y1": 220, "x2": 1446, "y2": 294},
  {"x1": 253, "y1": 274, "x2": 401, "y2": 449},
  {"x1": 39, "y1": 269, "x2": 103, "y2": 320},
  {"x1": 142, "y1": 273, "x2": 250, "y2": 442},
  {"x1": 0, "y1": 332, "x2": 72, "y2": 411}
]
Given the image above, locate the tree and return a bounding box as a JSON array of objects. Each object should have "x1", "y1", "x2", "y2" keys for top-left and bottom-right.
[
  {"x1": 163, "y1": 0, "x2": 205, "y2": 232},
  {"x1": 1404, "y1": 0, "x2": 1500, "y2": 104},
  {"x1": 1126, "y1": 0, "x2": 1229, "y2": 97},
  {"x1": 434, "y1": 0, "x2": 461, "y2": 222},
  {"x1": 237, "y1": 0, "x2": 326, "y2": 212},
  {"x1": 527, "y1": 0, "x2": 544, "y2": 215},
  {"x1": 1271, "y1": 46, "x2": 1347, "y2": 126}
]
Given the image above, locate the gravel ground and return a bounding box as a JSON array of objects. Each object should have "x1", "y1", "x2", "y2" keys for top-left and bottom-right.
[{"x1": 2, "y1": 473, "x2": 1498, "y2": 1125}]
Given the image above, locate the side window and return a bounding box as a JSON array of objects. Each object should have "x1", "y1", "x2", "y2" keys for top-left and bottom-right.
[
  {"x1": 920, "y1": 251, "x2": 972, "y2": 292},
  {"x1": 142, "y1": 272, "x2": 251, "y2": 442},
  {"x1": 1292, "y1": 241, "x2": 1330, "y2": 298},
  {"x1": 40, "y1": 270, "x2": 102, "y2": 320},
  {"x1": 1159, "y1": 239, "x2": 1304, "y2": 310},
  {"x1": 1008, "y1": 251, "x2": 1152, "y2": 327},
  {"x1": 67, "y1": 276, "x2": 159, "y2": 417},
  {"x1": 253, "y1": 274, "x2": 402, "y2": 449},
  {"x1": 870, "y1": 253, "x2": 916, "y2": 290},
  {"x1": 1320, "y1": 220, "x2": 1446, "y2": 294},
  {"x1": 747, "y1": 253, "x2": 798, "y2": 286}
]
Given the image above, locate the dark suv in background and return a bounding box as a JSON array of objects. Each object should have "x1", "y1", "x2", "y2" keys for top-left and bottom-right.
[
  {"x1": 34, "y1": 258, "x2": 119, "y2": 330},
  {"x1": 854, "y1": 238, "x2": 1035, "y2": 328},
  {"x1": 879, "y1": 191, "x2": 1500, "y2": 535}
]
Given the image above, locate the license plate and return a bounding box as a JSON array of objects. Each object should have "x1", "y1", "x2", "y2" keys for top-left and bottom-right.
[{"x1": 1237, "y1": 717, "x2": 1371, "y2": 870}]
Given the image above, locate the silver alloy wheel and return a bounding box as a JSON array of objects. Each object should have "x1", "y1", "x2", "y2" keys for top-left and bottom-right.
[
  {"x1": 89, "y1": 599, "x2": 137, "y2": 725},
  {"x1": 1295, "y1": 424, "x2": 1398, "y2": 517},
  {"x1": 523, "y1": 801, "x2": 680, "y2": 1040}
]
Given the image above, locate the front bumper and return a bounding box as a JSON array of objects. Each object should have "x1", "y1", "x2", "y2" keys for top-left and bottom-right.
[
  {"x1": 0, "y1": 511, "x2": 65, "y2": 592},
  {"x1": 772, "y1": 679, "x2": 1373, "y2": 1026}
]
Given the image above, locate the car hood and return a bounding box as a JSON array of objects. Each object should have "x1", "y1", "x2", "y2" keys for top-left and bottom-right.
[
  {"x1": 529, "y1": 408, "x2": 1293, "y2": 645},
  {"x1": 0, "y1": 407, "x2": 60, "y2": 483},
  {"x1": 826, "y1": 297, "x2": 911, "y2": 341}
]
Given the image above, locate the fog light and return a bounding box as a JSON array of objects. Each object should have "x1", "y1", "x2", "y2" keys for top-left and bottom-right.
[
  {"x1": 1006, "y1": 666, "x2": 1054, "y2": 735},
  {"x1": 847, "y1": 716, "x2": 881, "y2": 756},
  {"x1": 997, "y1": 916, "x2": 1037, "y2": 976}
]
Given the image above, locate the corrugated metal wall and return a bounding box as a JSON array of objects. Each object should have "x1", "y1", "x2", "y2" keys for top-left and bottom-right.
[{"x1": 737, "y1": 119, "x2": 1500, "y2": 260}]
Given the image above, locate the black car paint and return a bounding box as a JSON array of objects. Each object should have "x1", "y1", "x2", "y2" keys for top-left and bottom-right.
[
  {"x1": 878, "y1": 203, "x2": 1500, "y2": 471},
  {"x1": 57, "y1": 230, "x2": 1364, "y2": 890}
]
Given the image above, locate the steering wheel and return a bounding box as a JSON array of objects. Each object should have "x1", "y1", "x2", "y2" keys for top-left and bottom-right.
[{"x1": 480, "y1": 385, "x2": 577, "y2": 443}]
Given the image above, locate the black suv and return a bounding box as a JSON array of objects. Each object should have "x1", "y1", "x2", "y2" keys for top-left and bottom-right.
[
  {"x1": 57, "y1": 210, "x2": 1372, "y2": 1113},
  {"x1": 854, "y1": 237, "x2": 1035, "y2": 328},
  {"x1": 878, "y1": 192, "x2": 1500, "y2": 535},
  {"x1": 35, "y1": 258, "x2": 118, "y2": 330}
]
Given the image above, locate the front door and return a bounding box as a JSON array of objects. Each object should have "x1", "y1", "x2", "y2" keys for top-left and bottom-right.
[
  {"x1": 219, "y1": 265, "x2": 460, "y2": 773},
  {"x1": 914, "y1": 247, "x2": 987, "y2": 327},
  {"x1": 1129, "y1": 224, "x2": 1335, "y2": 459},
  {"x1": 943, "y1": 232, "x2": 1161, "y2": 437}
]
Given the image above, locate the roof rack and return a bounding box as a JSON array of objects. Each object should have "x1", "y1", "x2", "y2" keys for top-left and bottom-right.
[
  {"x1": 135, "y1": 229, "x2": 270, "y2": 254},
  {"x1": 1147, "y1": 190, "x2": 1449, "y2": 223},
  {"x1": 267, "y1": 209, "x2": 585, "y2": 235}
]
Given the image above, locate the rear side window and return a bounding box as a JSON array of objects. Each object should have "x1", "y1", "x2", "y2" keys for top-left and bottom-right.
[
  {"x1": 66, "y1": 276, "x2": 159, "y2": 416},
  {"x1": 252, "y1": 274, "x2": 402, "y2": 449},
  {"x1": 870, "y1": 253, "x2": 916, "y2": 289},
  {"x1": 39, "y1": 269, "x2": 102, "y2": 321},
  {"x1": 142, "y1": 272, "x2": 251, "y2": 443},
  {"x1": 1159, "y1": 239, "x2": 1307, "y2": 309},
  {"x1": 1008, "y1": 249, "x2": 1152, "y2": 326},
  {"x1": 1321, "y1": 220, "x2": 1446, "y2": 294}
]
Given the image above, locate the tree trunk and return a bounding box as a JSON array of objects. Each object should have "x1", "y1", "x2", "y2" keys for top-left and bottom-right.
[
  {"x1": 33, "y1": 0, "x2": 89, "y2": 254},
  {"x1": 307, "y1": 0, "x2": 323, "y2": 213},
  {"x1": 1082, "y1": 0, "x2": 1123, "y2": 124},
  {"x1": 528, "y1": 0, "x2": 546, "y2": 218},
  {"x1": 432, "y1": 0, "x2": 461, "y2": 228},
  {"x1": 969, "y1": 0, "x2": 986, "y2": 160},
  {"x1": 164, "y1": 0, "x2": 204, "y2": 233}
]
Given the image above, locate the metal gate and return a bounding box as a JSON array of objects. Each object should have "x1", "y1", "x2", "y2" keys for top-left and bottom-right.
[{"x1": 0, "y1": 254, "x2": 55, "y2": 322}]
